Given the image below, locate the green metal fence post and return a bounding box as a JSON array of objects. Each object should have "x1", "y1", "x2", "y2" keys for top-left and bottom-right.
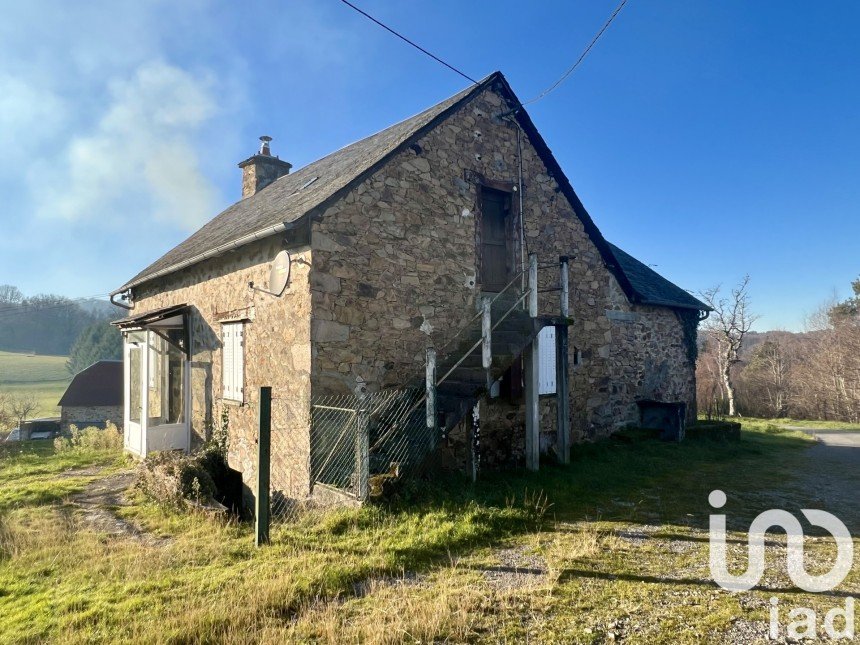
[
  {"x1": 355, "y1": 404, "x2": 369, "y2": 501},
  {"x1": 255, "y1": 386, "x2": 272, "y2": 546}
]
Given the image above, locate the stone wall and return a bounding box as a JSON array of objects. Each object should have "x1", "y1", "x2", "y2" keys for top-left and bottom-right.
[
  {"x1": 126, "y1": 79, "x2": 699, "y2": 498},
  {"x1": 61, "y1": 405, "x2": 123, "y2": 432},
  {"x1": 308, "y1": 80, "x2": 698, "y2": 464},
  {"x1": 472, "y1": 300, "x2": 697, "y2": 469},
  {"x1": 132, "y1": 236, "x2": 312, "y2": 499}
]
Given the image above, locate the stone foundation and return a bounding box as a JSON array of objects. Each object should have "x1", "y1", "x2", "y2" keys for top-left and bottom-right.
[{"x1": 61, "y1": 405, "x2": 123, "y2": 432}]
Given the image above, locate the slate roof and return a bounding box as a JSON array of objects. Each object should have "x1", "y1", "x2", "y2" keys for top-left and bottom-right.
[
  {"x1": 114, "y1": 70, "x2": 706, "y2": 315},
  {"x1": 114, "y1": 76, "x2": 492, "y2": 294},
  {"x1": 58, "y1": 360, "x2": 123, "y2": 407},
  {"x1": 606, "y1": 243, "x2": 710, "y2": 311}
]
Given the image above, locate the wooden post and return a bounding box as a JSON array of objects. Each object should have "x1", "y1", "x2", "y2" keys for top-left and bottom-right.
[
  {"x1": 524, "y1": 253, "x2": 540, "y2": 470},
  {"x1": 559, "y1": 256, "x2": 570, "y2": 319},
  {"x1": 481, "y1": 296, "x2": 492, "y2": 391},
  {"x1": 255, "y1": 386, "x2": 272, "y2": 547},
  {"x1": 355, "y1": 404, "x2": 369, "y2": 501},
  {"x1": 528, "y1": 253, "x2": 538, "y2": 317},
  {"x1": 426, "y1": 347, "x2": 437, "y2": 448},
  {"x1": 556, "y1": 256, "x2": 571, "y2": 464},
  {"x1": 524, "y1": 340, "x2": 540, "y2": 471}
]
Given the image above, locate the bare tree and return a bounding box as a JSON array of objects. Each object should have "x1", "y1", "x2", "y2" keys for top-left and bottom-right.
[
  {"x1": 0, "y1": 285, "x2": 23, "y2": 318},
  {"x1": 700, "y1": 275, "x2": 758, "y2": 417},
  {"x1": 0, "y1": 392, "x2": 13, "y2": 430},
  {"x1": 741, "y1": 338, "x2": 792, "y2": 417},
  {"x1": 696, "y1": 330, "x2": 729, "y2": 418},
  {"x1": 8, "y1": 394, "x2": 38, "y2": 431},
  {"x1": 0, "y1": 284, "x2": 23, "y2": 304}
]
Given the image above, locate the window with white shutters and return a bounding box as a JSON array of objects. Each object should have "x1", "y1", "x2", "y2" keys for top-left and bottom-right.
[
  {"x1": 538, "y1": 326, "x2": 556, "y2": 395},
  {"x1": 222, "y1": 322, "x2": 245, "y2": 402}
]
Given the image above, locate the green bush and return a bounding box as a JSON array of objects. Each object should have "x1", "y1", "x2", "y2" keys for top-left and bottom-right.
[{"x1": 53, "y1": 422, "x2": 123, "y2": 453}]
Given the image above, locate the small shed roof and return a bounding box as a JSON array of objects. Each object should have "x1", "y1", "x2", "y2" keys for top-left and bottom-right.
[
  {"x1": 606, "y1": 243, "x2": 710, "y2": 312},
  {"x1": 58, "y1": 360, "x2": 123, "y2": 407}
]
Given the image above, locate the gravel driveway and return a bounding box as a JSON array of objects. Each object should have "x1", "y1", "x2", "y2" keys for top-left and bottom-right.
[{"x1": 785, "y1": 428, "x2": 860, "y2": 531}]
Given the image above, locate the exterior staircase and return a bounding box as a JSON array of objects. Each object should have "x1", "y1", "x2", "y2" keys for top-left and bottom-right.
[
  {"x1": 360, "y1": 254, "x2": 571, "y2": 495},
  {"x1": 433, "y1": 296, "x2": 548, "y2": 435}
]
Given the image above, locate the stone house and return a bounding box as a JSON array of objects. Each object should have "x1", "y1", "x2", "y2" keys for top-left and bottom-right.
[
  {"x1": 111, "y1": 71, "x2": 709, "y2": 502},
  {"x1": 58, "y1": 360, "x2": 123, "y2": 432}
]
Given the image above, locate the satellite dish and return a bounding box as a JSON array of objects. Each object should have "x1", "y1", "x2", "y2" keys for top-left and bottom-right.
[{"x1": 269, "y1": 250, "x2": 291, "y2": 296}]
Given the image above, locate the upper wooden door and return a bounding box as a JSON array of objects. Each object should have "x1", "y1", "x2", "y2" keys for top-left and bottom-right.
[{"x1": 480, "y1": 188, "x2": 512, "y2": 292}]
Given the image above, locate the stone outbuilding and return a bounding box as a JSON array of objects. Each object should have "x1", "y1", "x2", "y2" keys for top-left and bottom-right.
[
  {"x1": 111, "y1": 71, "x2": 710, "y2": 503},
  {"x1": 58, "y1": 360, "x2": 123, "y2": 431}
]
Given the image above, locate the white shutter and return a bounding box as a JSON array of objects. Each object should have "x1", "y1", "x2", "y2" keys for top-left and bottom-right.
[
  {"x1": 222, "y1": 325, "x2": 234, "y2": 400},
  {"x1": 222, "y1": 322, "x2": 245, "y2": 402},
  {"x1": 235, "y1": 325, "x2": 244, "y2": 400},
  {"x1": 538, "y1": 326, "x2": 557, "y2": 395}
]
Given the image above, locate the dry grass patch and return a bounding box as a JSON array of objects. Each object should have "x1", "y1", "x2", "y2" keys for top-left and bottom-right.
[{"x1": 0, "y1": 419, "x2": 829, "y2": 643}]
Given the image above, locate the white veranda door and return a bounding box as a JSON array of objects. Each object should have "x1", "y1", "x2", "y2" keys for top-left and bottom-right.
[
  {"x1": 124, "y1": 331, "x2": 146, "y2": 455},
  {"x1": 123, "y1": 329, "x2": 189, "y2": 457}
]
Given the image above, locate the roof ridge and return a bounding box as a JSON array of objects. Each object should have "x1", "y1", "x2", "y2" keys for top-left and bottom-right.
[
  {"x1": 114, "y1": 73, "x2": 501, "y2": 294},
  {"x1": 264, "y1": 72, "x2": 500, "y2": 192}
]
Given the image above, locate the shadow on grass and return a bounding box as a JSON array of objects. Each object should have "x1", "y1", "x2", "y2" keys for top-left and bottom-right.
[
  {"x1": 393, "y1": 427, "x2": 813, "y2": 527},
  {"x1": 556, "y1": 567, "x2": 857, "y2": 598},
  {"x1": 264, "y1": 427, "x2": 814, "y2": 608}
]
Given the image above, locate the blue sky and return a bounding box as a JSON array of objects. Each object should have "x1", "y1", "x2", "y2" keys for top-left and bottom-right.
[{"x1": 1, "y1": 1, "x2": 858, "y2": 331}]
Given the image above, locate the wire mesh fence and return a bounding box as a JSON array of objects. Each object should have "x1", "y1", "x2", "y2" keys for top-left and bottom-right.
[{"x1": 265, "y1": 387, "x2": 437, "y2": 527}]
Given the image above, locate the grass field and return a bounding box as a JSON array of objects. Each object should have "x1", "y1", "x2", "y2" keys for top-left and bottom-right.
[
  {"x1": 0, "y1": 350, "x2": 71, "y2": 419},
  {"x1": 4, "y1": 422, "x2": 848, "y2": 643}
]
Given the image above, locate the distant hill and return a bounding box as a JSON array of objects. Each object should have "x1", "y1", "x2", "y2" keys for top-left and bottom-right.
[
  {"x1": 738, "y1": 329, "x2": 819, "y2": 359},
  {"x1": 0, "y1": 285, "x2": 121, "y2": 357},
  {"x1": 700, "y1": 328, "x2": 817, "y2": 359},
  {"x1": 76, "y1": 298, "x2": 119, "y2": 318}
]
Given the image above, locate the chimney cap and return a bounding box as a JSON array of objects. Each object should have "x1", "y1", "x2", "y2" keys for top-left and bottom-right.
[{"x1": 259, "y1": 135, "x2": 272, "y2": 156}]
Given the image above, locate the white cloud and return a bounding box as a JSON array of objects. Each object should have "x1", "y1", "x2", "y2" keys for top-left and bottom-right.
[
  {"x1": 32, "y1": 61, "x2": 219, "y2": 230},
  {"x1": 0, "y1": 0, "x2": 360, "y2": 297},
  {"x1": 0, "y1": 74, "x2": 67, "y2": 171}
]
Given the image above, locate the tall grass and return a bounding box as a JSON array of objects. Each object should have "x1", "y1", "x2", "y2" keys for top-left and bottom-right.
[{"x1": 53, "y1": 423, "x2": 123, "y2": 453}]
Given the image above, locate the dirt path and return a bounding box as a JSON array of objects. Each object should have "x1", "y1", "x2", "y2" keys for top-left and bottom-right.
[{"x1": 68, "y1": 468, "x2": 167, "y2": 545}]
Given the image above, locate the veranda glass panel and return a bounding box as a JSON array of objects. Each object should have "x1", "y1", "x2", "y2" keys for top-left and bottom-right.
[
  {"x1": 148, "y1": 333, "x2": 185, "y2": 427},
  {"x1": 129, "y1": 341, "x2": 142, "y2": 424}
]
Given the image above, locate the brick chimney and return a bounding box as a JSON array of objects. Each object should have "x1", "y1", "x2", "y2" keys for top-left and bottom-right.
[{"x1": 238, "y1": 136, "x2": 292, "y2": 198}]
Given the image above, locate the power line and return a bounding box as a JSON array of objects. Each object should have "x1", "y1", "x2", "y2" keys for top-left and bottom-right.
[
  {"x1": 521, "y1": 0, "x2": 629, "y2": 107},
  {"x1": 337, "y1": 0, "x2": 479, "y2": 85},
  {"x1": 0, "y1": 293, "x2": 114, "y2": 321}
]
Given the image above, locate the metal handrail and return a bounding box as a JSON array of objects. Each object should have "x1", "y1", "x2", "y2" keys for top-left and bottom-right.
[
  {"x1": 436, "y1": 270, "x2": 525, "y2": 355},
  {"x1": 370, "y1": 257, "x2": 563, "y2": 453},
  {"x1": 436, "y1": 262, "x2": 555, "y2": 356},
  {"x1": 436, "y1": 288, "x2": 531, "y2": 388}
]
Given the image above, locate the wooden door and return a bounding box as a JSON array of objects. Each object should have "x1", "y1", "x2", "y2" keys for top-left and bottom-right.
[{"x1": 480, "y1": 188, "x2": 511, "y2": 292}]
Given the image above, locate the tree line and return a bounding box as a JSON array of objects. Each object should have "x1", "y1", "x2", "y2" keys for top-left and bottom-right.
[
  {"x1": 697, "y1": 277, "x2": 860, "y2": 423},
  {"x1": 0, "y1": 285, "x2": 122, "y2": 373}
]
